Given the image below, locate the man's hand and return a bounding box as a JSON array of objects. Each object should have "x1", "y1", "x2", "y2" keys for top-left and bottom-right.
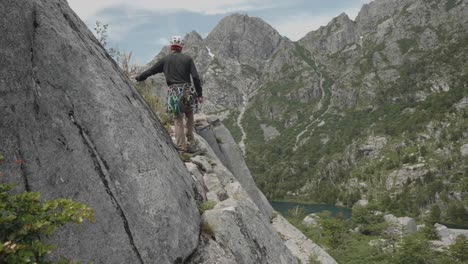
[
  {"x1": 135, "y1": 75, "x2": 145, "y2": 82},
  {"x1": 197, "y1": 96, "x2": 204, "y2": 104}
]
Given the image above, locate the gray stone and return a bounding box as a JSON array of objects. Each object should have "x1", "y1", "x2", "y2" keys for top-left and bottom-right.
[
  {"x1": 203, "y1": 173, "x2": 224, "y2": 202},
  {"x1": 432, "y1": 224, "x2": 468, "y2": 248},
  {"x1": 461, "y1": 144, "x2": 468, "y2": 157},
  {"x1": 0, "y1": 0, "x2": 199, "y2": 263},
  {"x1": 273, "y1": 215, "x2": 337, "y2": 264},
  {"x1": 455, "y1": 97, "x2": 468, "y2": 110},
  {"x1": 191, "y1": 155, "x2": 214, "y2": 173},
  {"x1": 398, "y1": 217, "x2": 417, "y2": 233},
  {"x1": 384, "y1": 214, "x2": 417, "y2": 236},
  {"x1": 303, "y1": 214, "x2": 319, "y2": 228},
  {"x1": 186, "y1": 236, "x2": 238, "y2": 264},
  {"x1": 260, "y1": 124, "x2": 281, "y2": 142},
  {"x1": 197, "y1": 116, "x2": 274, "y2": 219},
  {"x1": 198, "y1": 198, "x2": 298, "y2": 264},
  {"x1": 186, "y1": 162, "x2": 208, "y2": 203},
  {"x1": 355, "y1": 199, "x2": 369, "y2": 207}
]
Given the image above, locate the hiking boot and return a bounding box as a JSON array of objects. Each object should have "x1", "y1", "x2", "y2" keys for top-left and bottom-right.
[
  {"x1": 176, "y1": 145, "x2": 198, "y2": 154},
  {"x1": 176, "y1": 146, "x2": 188, "y2": 153}
]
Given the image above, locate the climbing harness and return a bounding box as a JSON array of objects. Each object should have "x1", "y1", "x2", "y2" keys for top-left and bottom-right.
[{"x1": 167, "y1": 83, "x2": 200, "y2": 115}]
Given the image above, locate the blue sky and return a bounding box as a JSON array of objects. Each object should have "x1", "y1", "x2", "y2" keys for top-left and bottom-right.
[{"x1": 67, "y1": 0, "x2": 372, "y2": 65}]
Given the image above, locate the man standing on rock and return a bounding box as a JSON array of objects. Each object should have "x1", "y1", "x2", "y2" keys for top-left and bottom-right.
[{"x1": 135, "y1": 36, "x2": 203, "y2": 152}]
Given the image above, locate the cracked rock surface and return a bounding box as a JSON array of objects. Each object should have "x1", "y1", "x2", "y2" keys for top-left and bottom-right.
[
  {"x1": 0, "y1": 0, "x2": 199, "y2": 263},
  {"x1": 184, "y1": 115, "x2": 298, "y2": 264}
]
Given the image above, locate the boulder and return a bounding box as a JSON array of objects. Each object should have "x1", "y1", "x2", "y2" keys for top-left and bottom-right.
[
  {"x1": 186, "y1": 162, "x2": 208, "y2": 203},
  {"x1": 0, "y1": 0, "x2": 200, "y2": 263},
  {"x1": 355, "y1": 199, "x2": 369, "y2": 207},
  {"x1": 432, "y1": 224, "x2": 468, "y2": 248},
  {"x1": 303, "y1": 214, "x2": 320, "y2": 228},
  {"x1": 398, "y1": 217, "x2": 417, "y2": 233},
  {"x1": 384, "y1": 214, "x2": 417, "y2": 236},
  {"x1": 455, "y1": 97, "x2": 468, "y2": 110},
  {"x1": 191, "y1": 155, "x2": 215, "y2": 173},
  {"x1": 460, "y1": 144, "x2": 468, "y2": 157},
  {"x1": 260, "y1": 124, "x2": 281, "y2": 142}
]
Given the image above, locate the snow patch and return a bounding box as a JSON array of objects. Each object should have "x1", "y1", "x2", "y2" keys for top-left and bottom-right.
[{"x1": 206, "y1": 47, "x2": 215, "y2": 58}]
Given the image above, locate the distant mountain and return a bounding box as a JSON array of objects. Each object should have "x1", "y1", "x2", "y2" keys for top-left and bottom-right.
[{"x1": 145, "y1": 0, "x2": 468, "y2": 224}]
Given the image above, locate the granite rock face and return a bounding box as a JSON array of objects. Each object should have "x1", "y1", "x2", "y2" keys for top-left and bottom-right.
[
  {"x1": 195, "y1": 115, "x2": 274, "y2": 219},
  {"x1": 300, "y1": 13, "x2": 359, "y2": 54},
  {"x1": 206, "y1": 14, "x2": 283, "y2": 68},
  {"x1": 183, "y1": 115, "x2": 303, "y2": 264},
  {"x1": 0, "y1": 0, "x2": 199, "y2": 263},
  {"x1": 273, "y1": 215, "x2": 337, "y2": 264}
]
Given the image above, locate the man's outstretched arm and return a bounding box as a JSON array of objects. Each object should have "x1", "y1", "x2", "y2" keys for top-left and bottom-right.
[{"x1": 135, "y1": 57, "x2": 165, "y2": 82}]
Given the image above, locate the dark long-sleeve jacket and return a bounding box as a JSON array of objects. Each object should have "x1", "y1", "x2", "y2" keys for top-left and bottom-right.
[{"x1": 137, "y1": 52, "x2": 203, "y2": 96}]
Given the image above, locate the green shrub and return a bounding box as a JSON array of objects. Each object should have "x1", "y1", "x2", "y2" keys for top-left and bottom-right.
[
  {"x1": 135, "y1": 82, "x2": 172, "y2": 132},
  {"x1": 395, "y1": 233, "x2": 439, "y2": 264},
  {"x1": 198, "y1": 201, "x2": 217, "y2": 215},
  {"x1": 271, "y1": 211, "x2": 279, "y2": 222},
  {"x1": 317, "y1": 211, "x2": 348, "y2": 249},
  {"x1": 201, "y1": 222, "x2": 215, "y2": 239},
  {"x1": 309, "y1": 254, "x2": 321, "y2": 264},
  {"x1": 0, "y1": 184, "x2": 95, "y2": 263},
  {"x1": 445, "y1": 0, "x2": 463, "y2": 11},
  {"x1": 179, "y1": 153, "x2": 192, "y2": 163},
  {"x1": 448, "y1": 235, "x2": 468, "y2": 263},
  {"x1": 397, "y1": 38, "x2": 418, "y2": 54},
  {"x1": 352, "y1": 206, "x2": 387, "y2": 236}
]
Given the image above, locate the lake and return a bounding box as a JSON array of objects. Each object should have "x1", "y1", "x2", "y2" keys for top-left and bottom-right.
[{"x1": 271, "y1": 201, "x2": 352, "y2": 219}]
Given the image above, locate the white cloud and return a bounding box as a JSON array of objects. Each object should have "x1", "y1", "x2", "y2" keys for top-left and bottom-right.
[{"x1": 68, "y1": 0, "x2": 275, "y2": 20}]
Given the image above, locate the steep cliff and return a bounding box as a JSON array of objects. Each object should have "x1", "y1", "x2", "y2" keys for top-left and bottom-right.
[{"x1": 0, "y1": 0, "x2": 201, "y2": 263}]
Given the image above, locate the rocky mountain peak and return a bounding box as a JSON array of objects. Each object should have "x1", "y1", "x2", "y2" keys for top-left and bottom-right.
[
  {"x1": 205, "y1": 13, "x2": 282, "y2": 65},
  {"x1": 185, "y1": 30, "x2": 203, "y2": 43},
  {"x1": 355, "y1": 0, "x2": 406, "y2": 34},
  {"x1": 299, "y1": 10, "x2": 358, "y2": 54},
  {"x1": 334, "y1": 12, "x2": 353, "y2": 24}
]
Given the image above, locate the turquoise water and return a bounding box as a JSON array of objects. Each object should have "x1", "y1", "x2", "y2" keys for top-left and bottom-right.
[{"x1": 271, "y1": 201, "x2": 352, "y2": 219}]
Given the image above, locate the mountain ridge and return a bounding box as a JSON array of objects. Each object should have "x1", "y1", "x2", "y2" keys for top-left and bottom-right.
[{"x1": 143, "y1": 0, "x2": 468, "y2": 227}]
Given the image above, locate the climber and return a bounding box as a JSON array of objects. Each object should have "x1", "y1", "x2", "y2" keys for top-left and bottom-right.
[{"x1": 135, "y1": 35, "x2": 203, "y2": 152}]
